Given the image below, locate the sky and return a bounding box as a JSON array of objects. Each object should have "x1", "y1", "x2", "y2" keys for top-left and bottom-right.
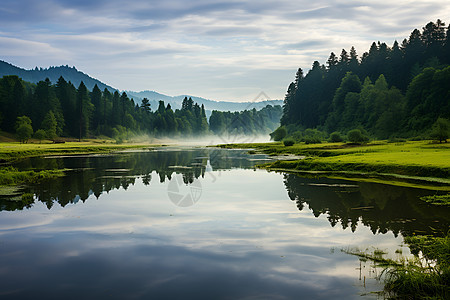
[{"x1": 1, "y1": 0, "x2": 449, "y2": 102}]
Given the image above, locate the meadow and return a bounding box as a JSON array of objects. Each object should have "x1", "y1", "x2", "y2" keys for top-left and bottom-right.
[{"x1": 216, "y1": 140, "x2": 450, "y2": 190}]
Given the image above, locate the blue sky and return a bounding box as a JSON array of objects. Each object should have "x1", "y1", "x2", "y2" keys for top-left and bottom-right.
[{"x1": 1, "y1": 0, "x2": 449, "y2": 101}]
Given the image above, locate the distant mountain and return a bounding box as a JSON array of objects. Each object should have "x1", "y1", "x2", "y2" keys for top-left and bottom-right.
[
  {"x1": 126, "y1": 90, "x2": 283, "y2": 112},
  {"x1": 0, "y1": 60, "x2": 116, "y2": 92},
  {"x1": 0, "y1": 60, "x2": 282, "y2": 112}
]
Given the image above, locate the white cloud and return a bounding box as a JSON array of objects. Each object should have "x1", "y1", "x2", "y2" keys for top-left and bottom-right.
[{"x1": 1, "y1": 0, "x2": 450, "y2": 100}]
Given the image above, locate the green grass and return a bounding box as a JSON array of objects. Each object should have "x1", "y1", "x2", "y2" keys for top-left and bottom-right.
[
  {"x1": 0, "y1": 166, "x2": 66, "y2": 186},
  {"x1": 419, "y1": 194, "x2": 450, "y2": 206},
  {"x1": 0, "y1": 141, "x2": 159, "y2": 195},
  {"x1": 384, "y1": 234, "x2": 450, "y2": 299},
  {"x1": 215, "y1": 141, "x2": 450, "y2": 187},
  {"x1": 345, "y1": 233, "x2": 450, "y2": 299},
  {"x1": 0, "y1": 141, "x2": 158, "y2": 162}
]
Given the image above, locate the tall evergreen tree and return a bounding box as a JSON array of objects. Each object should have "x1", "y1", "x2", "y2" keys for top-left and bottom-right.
[{"x1": 76, "y1": 81, "x2": 93, "y2": 140}]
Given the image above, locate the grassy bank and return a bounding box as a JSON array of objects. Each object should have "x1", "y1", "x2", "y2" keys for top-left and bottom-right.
[
  {"x1": 0, "y1": 141, "x2": 158, "y2": 200},
  {"x1": 0, "y1": 141, "x2": 157, "y2": 163},
  {"x1": 215, "y1": 141, "x2": 450, "y2": 189},
  {"x1": 0, "y1": 166, "x2": 66, "y2": 186}
]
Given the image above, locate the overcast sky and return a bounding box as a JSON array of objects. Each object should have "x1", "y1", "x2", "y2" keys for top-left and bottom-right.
[{"x1": 1, "y1": 0, "x2": 449, "y2": 101}]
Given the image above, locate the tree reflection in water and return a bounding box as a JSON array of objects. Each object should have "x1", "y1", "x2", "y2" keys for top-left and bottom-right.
[
  {"x1": 0, "y1": 148, "x2": 271, "y2": 211},
  {"x1": 2, "y1": 149, "x2": 449, "y2": 241},
  {"x1": 283, "y1": 173, "x2": 450, "y2": 237}
]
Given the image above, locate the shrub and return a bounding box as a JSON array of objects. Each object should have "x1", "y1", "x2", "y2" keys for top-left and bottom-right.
[
  {"x1": 291, "y1": 131, "x2": 303, "y2": 142},
  {"x1": 329, "y1": 131, "x2": 344, "y2": 142},
  {"x1": 302, "y1": 128, "x2": 325, "y2": 144},
  {"x1": 347, "y1": 129, "x2": 369, "y2": 144},
  {"x1": 34, "y1": 129, "x2": 46, "y2": 143},
  {"x1": 430, "y1": 117, "x2": 450, "y2": 143},
  {"x1": 270, "y1": 126, "x2": 287, "y2": 141},
  {"x1": 304, "y1": 136, "x2": 322, "y2": 144},
  {"x1": 283, "y1": 138, "x2": 295, "y2": 146}
]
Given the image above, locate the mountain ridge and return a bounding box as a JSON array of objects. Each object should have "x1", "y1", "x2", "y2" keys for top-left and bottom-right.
[{"x1": 0, "y1": 60, "x2": 282, "y2": 112}]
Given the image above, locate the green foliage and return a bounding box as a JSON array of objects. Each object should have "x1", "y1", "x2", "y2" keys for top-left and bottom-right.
[
  {"x1": 329, "y1": 131, "x2": 344, "y2": 142},
  {"x1": 2, "y1": 75, "x2": 280, "y2": 140},
  {"x1": 16, "y1": 124, "x2": 33, "y2": 143},
  {"x1": 283, "y1": 138, "x2": 295, "y2": 146},
  {"x1": 33, "y1": 129, "x2": 46, "y2": 143},
  {"x1": 0, "y1": 166, "x2": 65, "y2": 185},
  {"x1": 347, "y1": 129, "x2": 369, "y2": 144},
  {"x1": 21, "y1": 193, "x2": 34, "y2": 205},
  {"x1": 302, "y1": 128, "x2": 325, "y2": 144},
  {"x1": 15, "y1": 116, "x2": 33, "y2": 143},
  {"x1": 430, "y1": 117, "x2": 450, "y2": 143},
  {"x1": 280, "y1": 20, "x2": 450, "y2": 140},
  {"x1": 383, "y1": 234, "x2": 450, "y2": 299},
  {"x1": 270, "y1": 126, "x2": 287, "y2": 141},
  {"x1": 41, "y1": 110, "x2": 57, "y2": 139}
]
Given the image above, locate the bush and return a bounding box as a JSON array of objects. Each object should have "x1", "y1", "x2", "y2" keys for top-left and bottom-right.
[
  {"x1": 34, "y1": 129, "x2": 46, "y2": 143},
  {"x1": 16, "y1": 124, "x2": 33, "y2": 143},
  {"x1": 302, "y1": 128, "x2": 325, "y2": 144},
  {"x1": 430, "y1": 117, "x2": 450, "y2": 143},
  {"x1": 283, "y1": 138, "x2": 295, "y2": 146},
  {"x1": 291, "y1": 131, "x2": 303, "y2": 142},
  {"x1": 329, "y1": 132, "x2": 344, "y2": 142},
  {"x1": 347, "y1": 129, "x2": 369, "y2": 144},
  {"x1": 304, "y1": 136, "x2": 322, "y2": 144},
  {"x1": 270, "y1": 126, "x2": 287, "y2": 141}
]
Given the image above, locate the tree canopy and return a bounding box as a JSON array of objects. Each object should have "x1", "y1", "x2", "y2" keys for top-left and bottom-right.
[{"x1": 280, "y1": 20, "x2": 450, "y2": 140}]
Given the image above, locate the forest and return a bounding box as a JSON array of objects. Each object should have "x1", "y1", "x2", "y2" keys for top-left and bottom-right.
[
  {"x1": 0, "y1": 75, "x2": 282, "y2": 142},
  {"x1": 279, "y1": 19, "x2": 450, "y2": 142}
]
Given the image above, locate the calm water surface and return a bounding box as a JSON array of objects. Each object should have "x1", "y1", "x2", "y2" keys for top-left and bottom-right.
[{"x1": 1, "y1": 148, "x2": 449, "y2": 299}]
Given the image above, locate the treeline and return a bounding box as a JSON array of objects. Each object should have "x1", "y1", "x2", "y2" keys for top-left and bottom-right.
[
  {"x1": 0, "y1": 75, "x2": 281, "y2": 141},
  {"x1": 209, "y1": 105, "x2": 282, "y2": 135},
  {"x1": 280, "y1": 19, "x2": 450, "y2": 140}
]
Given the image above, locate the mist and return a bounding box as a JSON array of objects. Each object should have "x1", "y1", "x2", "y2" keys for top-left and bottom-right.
[{"x1": 127, "y1": 133, "x2": 273, "y2": 147}]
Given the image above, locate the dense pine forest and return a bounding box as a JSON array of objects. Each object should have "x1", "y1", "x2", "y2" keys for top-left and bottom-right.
[
  {"x1": 279, "y1": 20, "x2": 450, "y2": 142},
  {"x1": 0, "y1": 76, "x2": 281, "y2": 142}
]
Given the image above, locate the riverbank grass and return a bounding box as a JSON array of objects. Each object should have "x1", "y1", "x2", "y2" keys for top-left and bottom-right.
[
  {"x1": 215, "y1": 140, "x2": 450, "y2": 181},
  {"x1": 0, "y1": 141, "x2": 156, "y2": 162}
]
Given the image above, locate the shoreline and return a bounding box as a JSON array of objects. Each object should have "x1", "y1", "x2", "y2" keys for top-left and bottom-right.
[
  {"x1": 214, "y1": 140, "x2": 450, "y2": 190},
  {"x1": 0, "y1": 141, "x2": 158, "y2": 195},
  {"x1": 0, "y1": 141, "x2": 160, "y2": 163}
]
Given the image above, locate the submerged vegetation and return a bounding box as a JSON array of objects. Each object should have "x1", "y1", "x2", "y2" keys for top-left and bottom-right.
[{"x1": 346, "y1": 233, "x2": 450, "y2": 299}]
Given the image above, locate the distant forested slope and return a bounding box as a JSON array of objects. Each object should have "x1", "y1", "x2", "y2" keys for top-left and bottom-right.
[
  {"x1": 0, "y1": 75, "x2": 281, "y2": 141},
  {"x1": 0, "y1": 60, "x2": 116, "y2": 92},
  {"x1": 280, "y1": 20, "x2": 450, "y2": 140},
  {"x1": 0, "y1": 61, "x2": 282, "y2": 113},
  {"x1": 126, "y1": 90, "x2": 282, "y2": 113}
]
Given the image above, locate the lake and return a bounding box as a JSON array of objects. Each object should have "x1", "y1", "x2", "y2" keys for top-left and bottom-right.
[{"x1": 1, "y1": 148, "x2": 449, "y2": 299}]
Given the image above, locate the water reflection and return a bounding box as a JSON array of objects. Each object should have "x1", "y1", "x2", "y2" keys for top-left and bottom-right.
[
  {"x1": 1, "y1": 149, "x2": 448, "y2": 299},
  {"x1": 2, "y1": 149, "x2": 449, "y2": 240},
  {"x1": 283, "y1": 174, "x2": 450, "y2": 237},
  {"x1": 1, "y1": 148, "x2": 271, "y2": 211}
]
